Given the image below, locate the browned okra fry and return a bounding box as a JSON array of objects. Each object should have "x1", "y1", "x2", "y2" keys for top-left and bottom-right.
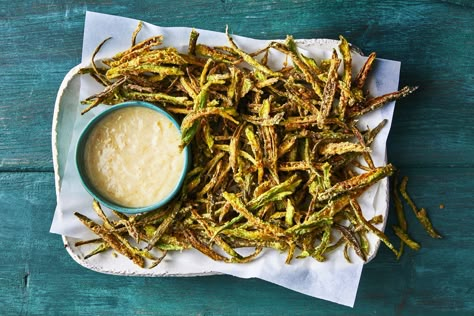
[
  {"x1": 190, "y1": 209, "x2": 243, "y2": 260},
  {"x1": 81, "y1": 76, "x2": 127, "y2": 114},
  {"x1": 261, "y1": 125, "x2": 279, "y2": 183},
  {"x1": 338, "y1": 35, "x2": 352, "y2": 119},
  {"x1": 277, "y1": 135, "x2": 298, "y2": 158},
  {"x1": 111, "y1": 35, "x2": 164, "y2": 66},
  {"x1": 74, "y1": 238, "x2": 102, "y2": 247},
  {"x1": 118, "y1": 216, "x2": 141, "y2": 244},
  {"x1": 349, "y1": 199, "x2": 399, "y2": 257},
  {"x1": 319, "y1": 142, "x2": 370, "y2": 156},
  {"x1": 245, "y1": 125, "x2": 264, "y2": 183},
  {"x1": 229, "y1": 122, "x2": 246, "y2": 175},
  {"x1": 364, "y1": 119, "x2": 387, "y2": 146},
  {"x1": 351, "y1": 160, "x2": 372, "y2": 172},
  {"x1": 334, "y1": 223, "x2": 367, "y2": 262},
  {"x1": 349, "y1": 86, "x2": 419, "y2": 118},
  {"x1": 350, "y1": 123, "x2": 375, "y2": 170},
  {"x1": 354, "y1": 52, "x2": 376, "y2": 89},
  {"x1": 318, "y1": 50, "x2": 341, "y2": 129},
  {"x1": 183, "y1": 228, "x2": 228, "y2": 261},
  {"x1": 197, "y1": 160, "x2": 223, "y2": 197},
  {"x1": 148, "y1": 250, "x2": 168, "y2": 269},
  {"x1": 285, "y1": 78, "x2": 320, "y2": 115},
  {"x1": 74, "y1": 212, "x2": 145, "y2": 267},
  {"x1": 90, "y1": 37, "x2": 112, "y2": 86},
  {"x1": 131, "y1": 21, "x2": 143, "y2": 47}
]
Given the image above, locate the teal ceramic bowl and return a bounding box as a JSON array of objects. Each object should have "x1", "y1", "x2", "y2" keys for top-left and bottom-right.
[{"x1": 75, "y1": 101, "x2": 190, "y2": 214}]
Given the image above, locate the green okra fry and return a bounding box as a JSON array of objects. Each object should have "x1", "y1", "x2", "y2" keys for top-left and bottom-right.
[
  {"x1": 393, "y1": 175, "x2": 408, "y2": 232},
  {"x1": 223, "y1": 192, "x2": 286, "y2": 237},
  {"x1": 188, "y1": 29, "x2": 200, "y2": 55},
  {"x1": 181, "y1": 107, "x2": 239, "y2": 131},
  {"x1": 226, "y1": 28, "x2": 282, "y2": 78},
  {"x1": 245, "y1": 125, "x2": 264, "y2": 183},
  {"x1": 195, "y1": 44, "x2": 239, "y2": 63},
  {"x1": 393, "y1": 225, "x2": 421, "y2": 251},
  {"x1": 309, "y1": 223, "x2": 333, "y2": 262},
  {"x1": 318, "y1": 164, "x2": 395, "y2": 201},
  {"x1": 399, "y1": 176, "x2": 442, "y2": 239},
  {"x1": 91, "y1": 199, "x2": 114, "y2": 229},
  {"x1": 417, "y1": 208, "x2": 442, "y2": 239},
  {"x1": 180, "y1": 79, "x2": 227, "y2": 148},
  {"x1": 274, "y1": 39, "x2": 323, "y2": 98},
  {"x1": 246, "y1": 175, "x2": 302, "y2": 211},
  {"x1": 146, "y1": 201, "x2": 185, "y2": 251},
  {"x1": 343, "y1": 243, "x2": 352, "y2": 263},
  {"x1": 285, "y1": 198, "x2": 296, "y2": 226},
  {"x1": 84, "y1": 242, "x2": 110, "y2": 259}
]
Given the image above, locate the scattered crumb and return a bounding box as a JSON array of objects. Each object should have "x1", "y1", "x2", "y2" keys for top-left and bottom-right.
[{"x1": 439, "y1": 204, "x2": 445, "y2": 209}]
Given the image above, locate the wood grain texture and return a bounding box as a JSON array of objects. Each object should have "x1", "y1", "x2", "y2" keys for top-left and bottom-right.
[
  {"x1": 0, "y1": 0, "x2": 473, "y2": 314},
  {"x1": 0, "y1": 170, "x2": 472, "y2": 315}
]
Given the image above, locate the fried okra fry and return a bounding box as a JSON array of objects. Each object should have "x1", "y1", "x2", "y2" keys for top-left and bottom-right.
[{"x1": 74, "y1": 26, "x2": 420, "y2": 267}]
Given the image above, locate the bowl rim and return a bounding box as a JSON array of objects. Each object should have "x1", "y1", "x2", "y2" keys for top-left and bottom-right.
[{"x1": 75, "y1": 100, "x2": 190, "y2": 214}]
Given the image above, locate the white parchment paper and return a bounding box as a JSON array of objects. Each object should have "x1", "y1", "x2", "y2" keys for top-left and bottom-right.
[{"x1": 51, "y1": 11, "x2": 401, "y2": 307}]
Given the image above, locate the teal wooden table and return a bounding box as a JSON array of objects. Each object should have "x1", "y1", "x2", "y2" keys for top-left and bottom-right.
[{"x1": 1, "y1": 1, "x2": 473, "y2": 314}]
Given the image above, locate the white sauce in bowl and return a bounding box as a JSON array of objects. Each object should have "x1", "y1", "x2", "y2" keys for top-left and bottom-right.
[{"x1": 83, "y1": 106, "x2": 185, "y2": 208}]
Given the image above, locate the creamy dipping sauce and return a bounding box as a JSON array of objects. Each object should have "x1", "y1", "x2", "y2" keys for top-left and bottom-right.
[{"x1": 83, "y1": 106, "x2": 185, "y2": 208}]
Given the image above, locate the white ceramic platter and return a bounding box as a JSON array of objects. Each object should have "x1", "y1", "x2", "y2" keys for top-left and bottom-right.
[{"x1": 52, "y1": 39, "x2": 388, "y2": 276}]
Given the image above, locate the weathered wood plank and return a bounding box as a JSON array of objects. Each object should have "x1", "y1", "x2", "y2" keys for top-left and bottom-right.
[
  {"x1": 0, "y1": 0, "x2": 472, "y2": 170},
  {"x1": 0, "y1": 169, "x2": 472, "y2": 314}
]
